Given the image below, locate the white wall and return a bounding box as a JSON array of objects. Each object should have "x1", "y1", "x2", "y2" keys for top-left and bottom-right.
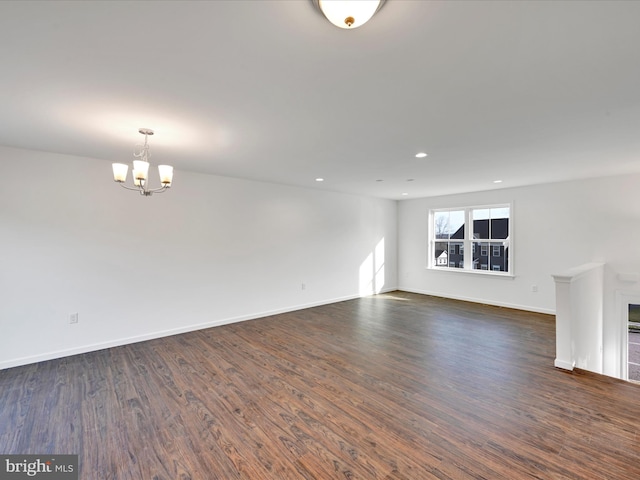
[
  {"x1": 0, "y1": 146, "x2": 397, "y2": 369},
  {"x1": 398, "y1": 174, "x2": 640, "y2": 378}
]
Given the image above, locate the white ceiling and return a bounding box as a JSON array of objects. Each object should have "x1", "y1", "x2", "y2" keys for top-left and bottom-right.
[{"x1": 1, "y1": 0, "x2": 640, "y2": 200}]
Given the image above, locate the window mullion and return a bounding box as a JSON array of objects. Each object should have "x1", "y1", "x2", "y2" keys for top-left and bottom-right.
[{"x1": 464, "y1": 208, "x2": 472, "y2": 270}]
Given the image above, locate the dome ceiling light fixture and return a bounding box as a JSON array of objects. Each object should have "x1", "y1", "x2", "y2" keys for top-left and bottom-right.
[
  {"x1": 314, "y1": 0, "x2": 387, "y2": 29},
  {"x1": 111, "y1": 128, "x2": 174, "y2": 197}
]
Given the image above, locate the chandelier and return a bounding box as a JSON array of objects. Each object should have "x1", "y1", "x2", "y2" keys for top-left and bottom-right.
[
  {"x1": 111, "y1": 128, "x2": 173, "y2": 196},
  {"x1": 314, "y1": 0, "x2": 386, "y2": 29}
]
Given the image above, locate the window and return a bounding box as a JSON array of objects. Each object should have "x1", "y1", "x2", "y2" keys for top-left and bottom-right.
[{"x1": 429, "y1": 204, "x2": 511, "y2": 275}]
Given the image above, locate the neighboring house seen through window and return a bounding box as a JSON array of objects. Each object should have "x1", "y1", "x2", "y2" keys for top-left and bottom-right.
[{"x1": 430, "y1": 205, "x2": 511, "y2": 274}]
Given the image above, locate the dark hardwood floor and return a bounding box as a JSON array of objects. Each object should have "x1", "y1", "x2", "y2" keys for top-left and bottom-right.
[{"x1": 1, "y1": 291, "x2": 639, "y2": 479}]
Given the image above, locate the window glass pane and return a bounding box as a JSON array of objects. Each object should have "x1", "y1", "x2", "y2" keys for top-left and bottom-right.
[
  {"x1": 472, "y1": 208, "x2": 489, "y2": 239},
  {"x1": 490, "y1": 218, "x2": 509, "y2": 239},
  {"x1": 473, "y1": 209, "x2": 490, "y2": 220},
  {"x1": 489, "y1": 242, "x2": 507, "y2": 271},
  {"x1": 490, "y1": 207, "x2": 509, "y2": 239},
  {"x1": 450, "y1": 242, "x2": 463, "y2": 268},
  {"x1": 473, "y1": 207, "x2": 509, "y2": 240},
  {"x1": 434, "y1": 241, "x2": 448, "y2": 266},
  {"x1": 472, "y1": 241, "x2": 488, "y2": 270},
  {"x1": 434, "y1": 210, "x2": 465, "y2": 240},
  {"x1": 489, "y1": 242, "x2": 504, "y2": 271},
  {"x1": 449, "y1": 210, "x2": 465, "y2": 239},
  {"x1": 473, "y1": 219, "x2": 489, "y2": 239},
  {"x1": 434, "y1": 212, "x2": 451, "y2": 239},
  {"x1": 491, "y1": 207, "x2": 509, "y2": 219}
]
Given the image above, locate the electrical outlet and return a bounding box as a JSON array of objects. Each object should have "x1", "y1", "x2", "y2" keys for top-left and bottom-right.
[
  {"x1": 301, "y1": 283, "x2": 306, "y2": 290},
  {"x1": 531, "y1": 285, "x2": 538, "y2": 293},
  {"x1": 69, "y1": 313, "x2": 79, "y2": 324}
]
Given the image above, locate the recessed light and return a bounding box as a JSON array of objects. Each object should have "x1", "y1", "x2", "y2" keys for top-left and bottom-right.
[
  {"x1": 415, "y1": 152, "x2": 428, "y2": 158},
  {"x1": 315, "y1": 178, "x2": 324, "y2": 182},
  {"x1": 493, "y1": 179, "x2": 503, "y2": 184},
  {"x1": 401, "y1": 192, "x2": 409, "y2": 196}
]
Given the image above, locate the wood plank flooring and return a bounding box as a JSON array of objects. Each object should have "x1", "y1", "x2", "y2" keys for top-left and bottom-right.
[{"x1": 1, "y1": 291, "x2": 639, "y2": 479}]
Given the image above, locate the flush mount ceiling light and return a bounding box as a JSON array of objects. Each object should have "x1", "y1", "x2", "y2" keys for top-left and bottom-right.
[
  {"x1": 112, "y1": 128, "x2": 173, "y2": 197},
  {"x1": 314, "y1": 0, "x2": 387, "y2": 29}
]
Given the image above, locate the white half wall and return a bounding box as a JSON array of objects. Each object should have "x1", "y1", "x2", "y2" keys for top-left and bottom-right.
[
  {"x1": 398, "y1": 174, "x2": 640, "y2": 378},
  {"x1": 0, "y1": 146, "x2": 398, "y2": 369}
]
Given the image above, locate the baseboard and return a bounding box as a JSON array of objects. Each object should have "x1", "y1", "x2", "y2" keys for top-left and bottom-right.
[
  {"x1": 397, "y1": 286, "x2": 556, "y2": 315},
  {"x1": 554, "y1": 359, "x2": 575, "y2": 371},
  {"x1": 0, "y1": 288, "x2": 398, "y2": 371}
]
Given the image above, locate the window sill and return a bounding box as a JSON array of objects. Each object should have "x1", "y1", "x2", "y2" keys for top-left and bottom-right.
[{"x1": 428, "y1": 266, "x2": 515, "y2": 279}]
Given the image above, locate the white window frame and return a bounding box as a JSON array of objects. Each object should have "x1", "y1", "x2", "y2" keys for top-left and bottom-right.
[{"x1": 428, "y1": 203, "x2": 513, "y2": 276}]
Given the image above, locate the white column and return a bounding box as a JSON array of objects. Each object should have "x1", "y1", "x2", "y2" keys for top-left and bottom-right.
[{"x1": 552, "y1": 262, "x2": 604, "y2": 372}]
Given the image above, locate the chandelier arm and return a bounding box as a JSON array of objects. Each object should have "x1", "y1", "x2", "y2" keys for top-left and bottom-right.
[
  {"x1": 118, "y1": 182, "x2": 168, "y2": 196},
  {"x1": 118, "y1": 183, "x2": 145, "y2": 193},
  {"x1": 146, "y1": 185, "x2": 169, "y2": 194}
]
